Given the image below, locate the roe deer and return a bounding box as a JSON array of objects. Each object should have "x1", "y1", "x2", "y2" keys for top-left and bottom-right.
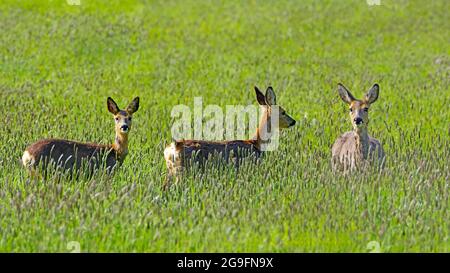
[
  {"x1": 331, "y1": 83, "x2": 385, "y2": 172},
  {"x1": 163, "y1": 86, "x2": 296, "y2": 188},
  {"x1": 22, "y1": 97, "x2": 139, "y2": 177}
]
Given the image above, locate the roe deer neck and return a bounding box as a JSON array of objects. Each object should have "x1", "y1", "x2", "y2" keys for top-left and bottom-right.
[
  {"x1": 253, "y1": 107, "x2": 273, "y2": 150},
  {"x1": 354, "y1": 127, "x2": 369, "y2": 159},
  {"x1": 112, "y1": 132, "x2": 129, "y2": 161}
]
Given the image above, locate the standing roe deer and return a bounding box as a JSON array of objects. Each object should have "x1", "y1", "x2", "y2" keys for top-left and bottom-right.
[
  {"x1": 22, "y1": 97, "x2": 139, "y2": 177},
  {"x1": 164, "y1": 86, "x2": 296, "y2": 188},
  {"x1": 331, "y1": 83, "x2": 385, "y2": 172}
]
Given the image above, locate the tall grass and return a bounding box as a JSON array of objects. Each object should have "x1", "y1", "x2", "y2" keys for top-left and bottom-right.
[{"x1": 0, "y1": 0, "x2": 448, "y2": 252}]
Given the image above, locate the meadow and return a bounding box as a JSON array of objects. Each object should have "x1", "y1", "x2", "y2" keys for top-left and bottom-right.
[{"x1": 0, "y1": 0, "x2": 448, "y2": 252}]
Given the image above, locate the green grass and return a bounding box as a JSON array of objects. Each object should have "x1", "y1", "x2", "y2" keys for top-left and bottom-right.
[{"x1": 0, "y1": 0, "x2": 449, "y2": 252}]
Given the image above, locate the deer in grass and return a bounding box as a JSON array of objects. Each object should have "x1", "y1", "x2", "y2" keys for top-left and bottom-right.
[
  {"x1": 22, "y1": 97, "x2": 139, "y2": 177},
  {"x1": 331, "y1": 83, "x2": 385, "y2": 172},
  {"x1": 163, "y1": 86, "x2": 296, "y2": 188}
]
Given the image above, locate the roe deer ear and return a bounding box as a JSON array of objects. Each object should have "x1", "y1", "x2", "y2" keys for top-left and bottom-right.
[
  {"x1": 337, "y1": 83, "x2": 356, "y2": 104},
  {"x1": 107, "y1": 97, "x2": 120, "y2": 115},
  {"x1": 364, "y1": 84, "x2": 379, "y2": 104},
  {"x1": 126, "y1": 97, "x2": 140, "y2": 114},
  {"x1": 265, "y1": 86, "x2": 276, "y2": 105},
  {"x1": 255, "y1": 86, "x2": 267, "y2": 105}
]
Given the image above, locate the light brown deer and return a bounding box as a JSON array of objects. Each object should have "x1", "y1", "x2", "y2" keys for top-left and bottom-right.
[
  {"x1": 22, "y1": 97, "x2": 139, "y2": 177},
  {"x1": 164, "y1": 86, "x2": 296, "y2": 188},
  {"x1": 331, "y1": 83, "x2": 385, "y2": 172}
]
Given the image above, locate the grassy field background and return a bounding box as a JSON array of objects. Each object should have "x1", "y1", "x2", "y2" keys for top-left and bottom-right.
[{"x1": 0, "y1": 0, "x2": 448, "y2": 252}]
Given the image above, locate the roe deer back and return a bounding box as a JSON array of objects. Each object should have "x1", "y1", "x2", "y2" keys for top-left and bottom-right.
[
  {"x1": 331, "y1": 83, "x2": 385, "y2": 172},
  {"x1": 22, "y1": 97, "x2": 140, "y2": 177}
]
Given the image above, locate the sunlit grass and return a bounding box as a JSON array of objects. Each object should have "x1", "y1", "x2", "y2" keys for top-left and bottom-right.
[{"x1": 0, "y1": 0, "x2": 448, "y2": 252}]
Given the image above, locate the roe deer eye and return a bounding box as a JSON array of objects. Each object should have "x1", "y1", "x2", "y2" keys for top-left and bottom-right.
[
  {"x1": 349, "y1": 108, "x2": 353, "y2": 112},
  {"x1": 115, "y1": 117, "x2": 119, "y2": 122},
  {"x1": 128, "y1": 117, "x2": 132, "y2": 121},
  {"x1": 364, "y1": 108, "x2": 369, "y2": 112}
]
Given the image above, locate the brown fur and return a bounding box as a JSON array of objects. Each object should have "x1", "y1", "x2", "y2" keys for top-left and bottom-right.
[
  {"x1": 173, "y1": 139, "x2": 260, "y2": 167},
  {"x1": 22, "y1": 97, "x2": 139, "y2": 177},
  {"x1": 332, "y1": 83, "x2": 385, "y2": 172},
  {"x1": 23, "y1": 139, "x2": 119, "y2": 174},
  {"x1": 164, "y1": 86, "x2": 296, "y2": 188},
  {"x1": 332, "y1": 131, "x2": 384, "y2": 172}
]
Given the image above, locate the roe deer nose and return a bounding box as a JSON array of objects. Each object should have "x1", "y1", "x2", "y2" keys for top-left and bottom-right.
[
  {"x1": 121, "y1": 125, "x2": 129, "y2": 131},
  {"x1": 354, "y1": 117, "x2": 363, "y2": 125}
]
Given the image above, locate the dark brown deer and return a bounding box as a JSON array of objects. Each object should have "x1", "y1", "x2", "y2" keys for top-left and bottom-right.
[
  {"x1": 22, "y1": 97, "x2": 139, "y2": 177},
  {"x1": 164, "y1": 86, "x2": 296, "y2": 188}
]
